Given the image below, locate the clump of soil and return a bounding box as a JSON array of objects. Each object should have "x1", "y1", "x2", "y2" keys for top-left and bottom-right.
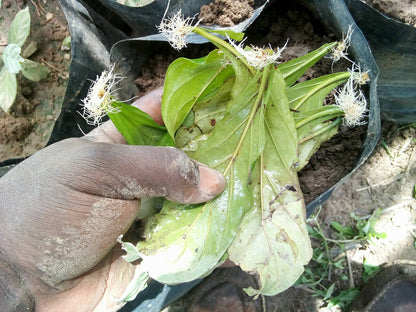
[
  {"x1": 0, "y1": 116, "x2": 33, "y2": 143},
  {"x1": 0, "y1": 0, "x2": 70, "y2": 162},
  {"x1": 199, "y1": 0, "x2": 254, "y2": 27}
]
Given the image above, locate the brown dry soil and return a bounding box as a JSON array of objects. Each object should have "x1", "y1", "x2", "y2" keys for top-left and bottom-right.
[
  {"x1": 0, "y1": 0, "x2": 70, "y2": 162},
  {"x1": 199, "y1": 0, "x2": 254, "y2": 27},
  {"x1": 365, "y1": 0, "x2": 416, "y2": 27}
]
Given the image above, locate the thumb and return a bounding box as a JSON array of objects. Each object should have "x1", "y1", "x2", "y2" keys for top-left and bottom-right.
[{"x1": 61, "y1": 138, "x2": 225, "y2": 204}]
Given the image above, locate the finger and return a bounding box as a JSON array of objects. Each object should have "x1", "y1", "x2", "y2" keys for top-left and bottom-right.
[
  {"x1": 58, "y1": 138, "x2": 225, "y2": 204},
  {"x1": 134, "y1": 87, "x2": 164, "y2": 126},
  {"x1": 86, "y1": 87, "x2": 164, "y2": 144}
]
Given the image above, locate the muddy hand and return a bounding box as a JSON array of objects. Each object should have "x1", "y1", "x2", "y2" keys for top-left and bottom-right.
[{"x1": 0, "y1": 88, "x2": 225, "y2": 312}]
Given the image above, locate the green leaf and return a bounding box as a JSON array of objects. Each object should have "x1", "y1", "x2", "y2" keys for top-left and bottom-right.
[
  {"x1": 162, "y1": 49, "x2": 234, "y2": 138},
  {"x1": 287, "y1": 72, "x2": 349, "y2": 170},
  {"x1": 355, "y1": 208, "x2": 387, "y2": 241},
  {"x1": 108, "y1": 101, "x2": 173, "y2": 146},
  {"x1": 331, "y1": 221, "x2": 356, "y2": 239},
  {"x1": 227, "y1": 69, "x2": 312, "y2": 296},
  {"x1": 0, "y1": 67, "x2": 17, "y2": 113},
  {"x1": 20, "y1": 59, "x2": 50, "y2": 81},
  {"x1": 62, "y1": 36, "x2": 71, "y2": 49},
  {"x1": 199, "y1": 27, "x2": 245, "y2": 41},
  {"x1": 288, "y1": 72, "x2": 350, "y2": 111},
  {"x1": 279, "y1": 42, "x2": 337, "y2": 87},
  {"x1": 324, "y1": 283, "x2": 336, "y2": 300},
  {"x1": 363, "y1": 258, "x2": 380, "y2": 283},
  {"x1": 136, "y1": 53, "x2": 265, "y2": 284},
  {"x1": 326, "y1": 288, "x2": 360, "y2": 309},
  {"x1": 8, "y1": 7, "x2": 31, "y2": 47},
  {"x1": 1, "y1": 43, "x2": 24, "y2": 74}
]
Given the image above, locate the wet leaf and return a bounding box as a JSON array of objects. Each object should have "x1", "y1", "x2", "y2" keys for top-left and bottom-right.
[
  {"x1": 112, "y1": 36, "x2": 355, "y2": 297},
  {"x1": 288, "y1": 73, "x2": 349, "y2": 169},
  {"x1": 288, "y1": 72, "x2": 350, "y2": 111}
]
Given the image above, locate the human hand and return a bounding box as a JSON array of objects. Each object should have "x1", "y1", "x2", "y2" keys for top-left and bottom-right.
[{"x1": 0, "y1": 88, "x2": 225, "y2": 312}]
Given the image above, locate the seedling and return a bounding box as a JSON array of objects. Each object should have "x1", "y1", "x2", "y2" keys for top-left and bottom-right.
[{"x1": 0, "y1": 7, "x2": 50, "y2": 113}]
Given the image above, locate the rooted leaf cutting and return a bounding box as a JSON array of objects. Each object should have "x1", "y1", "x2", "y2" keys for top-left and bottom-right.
[{"x1": 81, "y1": 11, "x2": 369, "y2": 299}]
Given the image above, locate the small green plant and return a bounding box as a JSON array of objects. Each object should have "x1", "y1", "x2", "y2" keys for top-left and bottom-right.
[
  {"x1": 296, "y1": 208, "x2": 386, "y2": 309},
  {"x1": 0, "y1": 7, "x2": 50, "y2": 113},
  {"x1": 362, "y1": 257, "x2": 380, "y2": 283}
]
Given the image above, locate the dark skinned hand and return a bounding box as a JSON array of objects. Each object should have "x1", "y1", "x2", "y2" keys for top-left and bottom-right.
[{"x1": 0, "y1": 88, "x2": 225, "y2": 312}]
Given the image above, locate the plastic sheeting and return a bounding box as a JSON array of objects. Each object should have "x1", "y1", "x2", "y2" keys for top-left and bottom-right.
[{"x1": 347, "y1": 0, "x2": 416, "y2": 123}]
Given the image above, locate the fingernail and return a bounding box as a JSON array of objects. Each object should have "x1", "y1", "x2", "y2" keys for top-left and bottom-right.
[{"x1": 198, "y1": 165, "x2": 226, "y2": 197}]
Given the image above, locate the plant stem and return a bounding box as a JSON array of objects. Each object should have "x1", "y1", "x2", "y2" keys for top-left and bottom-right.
[
  {"x1": 223, "y1": 65, "x2": 271, "y2": 175},
  {"x1": 193, "y1": 27, "x2": 256, "y2": 76},
  {"x1": 291, "y1": 72, "x2": 350, "y2": 111},
  {"x1": 299, "y1": 118, "x2": 342, "y2": 144},
  {"x1": 295, "y1": 106, "x2": 343, "y2": 129}
]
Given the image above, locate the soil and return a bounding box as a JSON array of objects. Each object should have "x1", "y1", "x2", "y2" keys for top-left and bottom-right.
[
  {"x1": 364, "y1": 0, "x2": 416, "y2": 27},
  {"x1": 199, "y1": 0, "x2": 254, "y2": 27},
  {"x1": 0, "y1": 0, "x2": 70, "y2": 162}
]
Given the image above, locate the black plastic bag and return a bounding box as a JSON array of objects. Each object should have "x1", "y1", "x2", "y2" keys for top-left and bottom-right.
[{"x1": 346, "y1": 0, "x2": 416, "y2": 123}]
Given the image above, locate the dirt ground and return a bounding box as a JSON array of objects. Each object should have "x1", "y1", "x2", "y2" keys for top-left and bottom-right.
[
  {"x1": 0, "y1": 0, "x2": 415, "y2": 311},
  {"x1": 0, "y1": 0, "x2": 70, "y2": 162}
]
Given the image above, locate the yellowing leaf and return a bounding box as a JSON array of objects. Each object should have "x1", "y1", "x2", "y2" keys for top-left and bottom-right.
[{"x1": 228, "y1": 70, "x2": 312, "y2": 295}]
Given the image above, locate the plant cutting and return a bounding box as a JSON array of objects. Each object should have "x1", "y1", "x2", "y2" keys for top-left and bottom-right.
[
  {"x1": 81, "y1": 10, "x2": 369, "y2": 299},
  {"x1": 0, "y1": 7, "x2": 50, "y2": 114}
]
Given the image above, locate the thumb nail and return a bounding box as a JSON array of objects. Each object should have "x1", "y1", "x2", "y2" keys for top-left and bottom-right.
[{"x1": 198, "y1": 165, "x2": 226, "y2": 198}]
